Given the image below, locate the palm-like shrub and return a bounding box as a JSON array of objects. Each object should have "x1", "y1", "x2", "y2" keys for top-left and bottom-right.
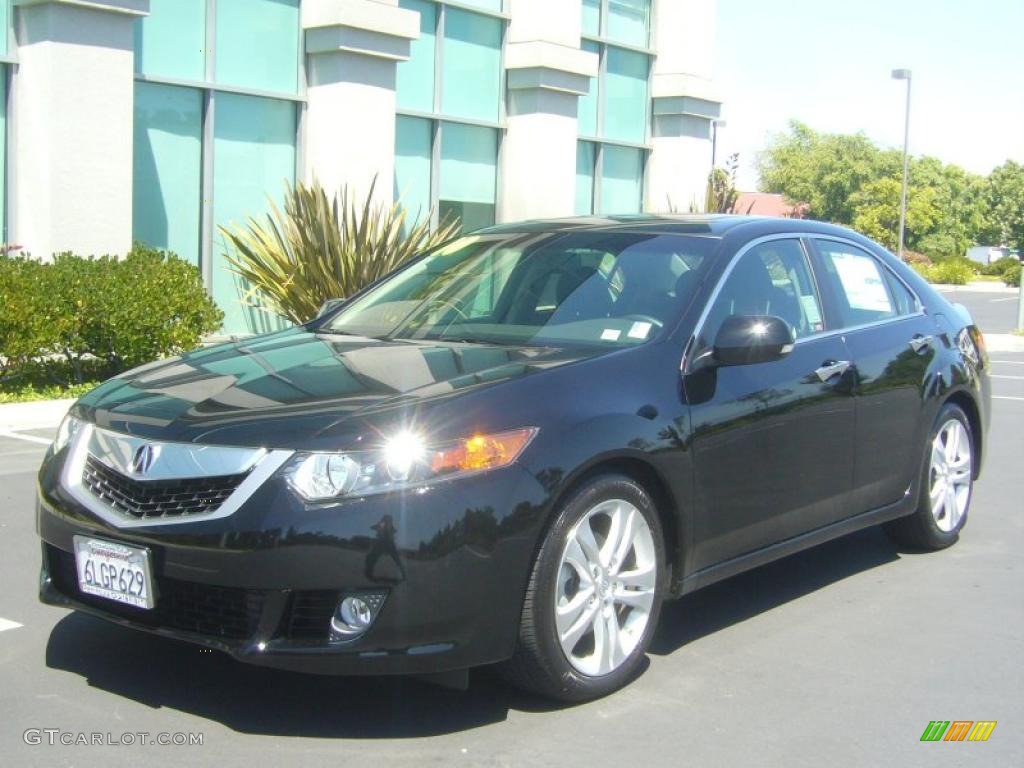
[{"x1": 220, "y1": 178, "x2": 460, "y2": 324}]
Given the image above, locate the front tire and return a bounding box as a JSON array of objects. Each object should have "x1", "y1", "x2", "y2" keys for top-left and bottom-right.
[
  {"x1": 885, "y1": 403, "x2": 974, "y2": 550},
  {"x1": 499, "y1": 474, "x2": 665, "y2": 702}
]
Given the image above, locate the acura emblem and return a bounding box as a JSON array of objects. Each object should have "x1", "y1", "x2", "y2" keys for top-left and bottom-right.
[{"x1": 129, "y1": 444, "x2": 157, "y2": 475}]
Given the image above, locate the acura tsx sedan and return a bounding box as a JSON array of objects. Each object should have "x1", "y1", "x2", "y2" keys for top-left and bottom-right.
[{"x1": 36, "y1": 216, "x2": 990, "y2": 701}]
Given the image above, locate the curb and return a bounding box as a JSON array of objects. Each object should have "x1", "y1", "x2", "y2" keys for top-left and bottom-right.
[
  {"x1": 0, "y1": 398, "x2": 74, "y2": 431},
  {"x1": 936, "y1": 282, "x2": 1020, "y2": 294},
  {"x1": 984, "y1": 333, "x2": 1024, "y2": 354}
]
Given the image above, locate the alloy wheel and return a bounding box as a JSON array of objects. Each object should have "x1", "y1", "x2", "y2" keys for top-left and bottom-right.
[
  {"x1": 554, "y1": 499, "x2": 657, "y2": 676},
  {"x1": 928, "y1": 419, "x2": 972, "y2": 533}
]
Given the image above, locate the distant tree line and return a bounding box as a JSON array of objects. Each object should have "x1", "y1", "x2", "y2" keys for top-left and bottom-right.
[{"x1": 757, "y1": 120, "x2": 1024, "y2": 259}]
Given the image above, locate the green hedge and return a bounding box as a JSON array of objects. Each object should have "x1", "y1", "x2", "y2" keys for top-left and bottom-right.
[
  {"x1": 0, "y1": 246, "x2": 223, "y2": 387},
  {"x1": 910, "y1": 258, "x2": 977, "y2": 286}
]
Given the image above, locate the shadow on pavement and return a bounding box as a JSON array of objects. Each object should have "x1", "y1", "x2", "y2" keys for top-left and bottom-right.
[
  {"x1": 45, "y1": 526, "x2": 900, "y2": 737},
  {"x1": 651, "y1": 526, "x2": 900, "y2": 655}
]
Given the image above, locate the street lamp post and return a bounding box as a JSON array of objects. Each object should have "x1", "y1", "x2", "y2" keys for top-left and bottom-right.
[
  {"x1": 711, "y1": 119, "x2": 727, "y2": 169},
  {"x1": 892, "y1": 68, "x2": 912, "y2": 260}
]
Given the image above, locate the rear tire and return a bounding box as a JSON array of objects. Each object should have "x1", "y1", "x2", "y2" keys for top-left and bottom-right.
[
  {"x1": 499, "y1": 474, "x2": 666, "y2": 702},
  {"x1": 885, "y1": 403, "x2": 974, "y2": 550}
]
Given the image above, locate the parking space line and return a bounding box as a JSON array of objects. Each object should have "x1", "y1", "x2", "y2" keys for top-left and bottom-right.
[
  {"x1": 994, "y1": 396, "x2": 1024, "y2": 402},
  {"x1": 991, "y1": 374, "x2": 1024, "y2": 380},
  {"x1": 991, "y1": 360, "x2": 1024, "y2": 365},
  {"x1": 0, "y1": 618, "x2": 23, "y2": 633},
  {"x1": 0, "y1": 429, "x2": 52, "y2": 446},
  {"x1": 989, "y1": 297, "x2": 1018, "y2": 303}
]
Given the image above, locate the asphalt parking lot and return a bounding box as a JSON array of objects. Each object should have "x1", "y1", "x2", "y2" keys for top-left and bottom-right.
[{"x1": 1, "y1": 292, "x2": 1021, "y2": 767}]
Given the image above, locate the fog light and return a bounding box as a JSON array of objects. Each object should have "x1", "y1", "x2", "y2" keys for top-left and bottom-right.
[{"x1": 329, "y1": 592, "x2": 386, "y2": 642}]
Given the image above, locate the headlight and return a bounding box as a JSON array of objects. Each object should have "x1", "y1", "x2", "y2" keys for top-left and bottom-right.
[
  {"x1": 285, "y1": 427, "x2": 537, "y2": 501},
  {"x1": 52, "y1": 413, "x2": 82, "y2": 453}
]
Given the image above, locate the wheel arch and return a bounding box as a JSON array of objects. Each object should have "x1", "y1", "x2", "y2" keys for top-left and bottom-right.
[{"x1": 542, "y1": 454, "x2": 684, "y2": 595}]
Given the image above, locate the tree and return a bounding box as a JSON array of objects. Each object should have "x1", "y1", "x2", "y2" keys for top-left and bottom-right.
[
  {"x1": 985, "y1": 161, "x2": 1024, "y2": 252},
  {"x1": 756, "y1": 121, "x2": 1005, "y2": 260}
]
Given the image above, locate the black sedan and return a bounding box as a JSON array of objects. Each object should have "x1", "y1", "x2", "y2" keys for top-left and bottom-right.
[{"x1": 36, "y1": 216, "x2": 990, "y2": 701}]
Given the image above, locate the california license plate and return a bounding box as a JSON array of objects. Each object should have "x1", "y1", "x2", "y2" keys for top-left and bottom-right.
[{"x1": 73, "y1": 536, "x2": 155, "y2": 609}]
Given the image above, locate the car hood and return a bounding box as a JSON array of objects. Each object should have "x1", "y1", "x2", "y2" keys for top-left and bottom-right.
[{"x1": 75, "y1": 327, "x2": 597, "y2": 448}]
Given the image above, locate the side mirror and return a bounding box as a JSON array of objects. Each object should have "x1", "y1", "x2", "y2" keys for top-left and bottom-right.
[
  {"x1": 713, "y1": 314, "x2": 795, "y2": 367},
  {"x1": 317, "y1": 298, "x2": 345, "y2": 318}
]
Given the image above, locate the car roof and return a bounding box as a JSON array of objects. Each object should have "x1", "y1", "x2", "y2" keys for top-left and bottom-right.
[{"x1": 477, "y1": 214, "x2": 862, "y2": 241}]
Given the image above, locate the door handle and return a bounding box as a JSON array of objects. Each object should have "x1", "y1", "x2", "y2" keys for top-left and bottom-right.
[
  {"x1": 909, "y1": 334, "x2": 933, "y2": 353},
  {"x1": 815, "y1": 360, "x2": 851, "y2": 383}
]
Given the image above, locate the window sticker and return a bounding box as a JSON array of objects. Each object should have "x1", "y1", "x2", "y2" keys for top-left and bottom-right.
[
  {"x1": 601, "y1": 328, "x2": 622, "y2": 341},
  {"x1": 628, "y1": 321, "x2": 652, "y2": 340},
  {"x1": 831, "y1": 253, "x2": 893, "y2": 313}
]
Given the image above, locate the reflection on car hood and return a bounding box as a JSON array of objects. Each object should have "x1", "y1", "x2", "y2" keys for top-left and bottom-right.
[{"x1": 75, "y1": 327, "x2": 595, "y2": 447}]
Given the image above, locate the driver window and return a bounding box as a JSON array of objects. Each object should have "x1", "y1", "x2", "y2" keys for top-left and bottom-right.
[{"x1": 700, "y1": 239, "x2": 824, "y2": 349}]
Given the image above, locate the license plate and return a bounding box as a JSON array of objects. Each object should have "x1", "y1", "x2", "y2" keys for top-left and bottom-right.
[{"x1": 73, "y1": 536, "x2": 155, "y2": 610}]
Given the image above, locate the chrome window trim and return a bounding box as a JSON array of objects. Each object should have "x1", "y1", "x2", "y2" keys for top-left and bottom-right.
[
  {"x1": 61, "y1": 423, "x2": 293, "y2": 529},
  {"x1": 681, "y1": 232, "x2": 927, "y2": 374}
]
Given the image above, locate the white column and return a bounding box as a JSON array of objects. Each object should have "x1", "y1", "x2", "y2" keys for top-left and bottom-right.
[
  {"x1": 10, "y1": 0, "x2": 148, "y2": 259},
  {"x1": 499, "y1": 0, "x2": 597, "y2": 221},
  {"x1": 646, "y1": 0, "x2": 722, "y2": 213},
  {"x1": 302, "y1": 0, "x2": 419, "y2": 209}
]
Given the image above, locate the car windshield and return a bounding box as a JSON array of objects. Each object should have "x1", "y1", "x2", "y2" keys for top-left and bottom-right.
[{"x1": 323, "y1": 231, "x2": 717, "y2": 347}]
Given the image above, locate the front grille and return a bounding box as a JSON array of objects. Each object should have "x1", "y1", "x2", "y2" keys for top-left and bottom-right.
[
  {"x1": 83, "y1": 456, "x2": 247, "y2": 520},
  {"x1": 47, "y1": 545, "x2": 265, "y2": 640},
  {"x1": 283, "y1": 590, "x2": 340, "y2": 641}
]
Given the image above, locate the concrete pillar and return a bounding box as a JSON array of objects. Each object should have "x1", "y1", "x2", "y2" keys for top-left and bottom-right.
[
  {"x1": 301, "y1": 0, "x2": 419, "y2": 209},
  {"x1": 499, "y1": 0, "x2": 597, "y2": 221},
  {"x1": 646, "y1": 0, "x2": 722, "y2": 213},
  {"x1": 10, "y1": 0, "x2": 149, "y2": 259}
]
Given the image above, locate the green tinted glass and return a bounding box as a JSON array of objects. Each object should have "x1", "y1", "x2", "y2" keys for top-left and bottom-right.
[
  {"x1": 132, "y1": 82, "x2": 203, "y2": 265},
  {"x1": 394, "y1": 116, "x2": 433, "y2": 230},
  {"x1": 441, "y1": 8, "x2": 502, "y2": 121},
  {"x1": 0, "y1": 1, "x2": 9, "y2": 56},
  {"x1": 133, "y1": 0, "x2": 205, "y2": 80},
  {"x1": 396, "y1": 0, "x2": 437, "y2": 112},
  {"x1": 607, "y1": 0, "x2": 650, "y2": 47},
  {"x1": 215, "y1": 0, "x2": 299, "y2": 94},
  {"x1": 0, "y1": 67, "x2": 6, "y2": 241},
  {"x1": 575, "y1": 141, "x2": 596, "y2": 215},
  {"x1": 577, "y1": 40, "x2": 600, "y2": 137},
  {"x1": 453, "y1": 0, "x2": 503, "y2": 10},
  {"x1": 600, "y1": 145, "x2": 644, "y2": 214},
  {"x1": 213, "y1": 93, "x2": 296, "y2": 334},
  {"x1": 439, "y1": 123, "x2": 497, "y2": 231},
  {"x1": 604, "y1": 46, "x2": 648, "y2": 143},
  {"x1": 581, "y1": 0, "x2": 600, "y2": 37}
]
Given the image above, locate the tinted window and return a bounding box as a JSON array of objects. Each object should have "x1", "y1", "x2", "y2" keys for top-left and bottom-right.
[
  {"x1": 700, "y1": 239, "x2": 824, "y2": 348},
  {"x1": 326, "y1": 233, "x2": 715, "y2": 348},
  {"x1": 884, "y1": 271, "x2": 919, "y2": 316},
  {"x1": 815, "y1": 241, "x2": 897, "y2": 327}
]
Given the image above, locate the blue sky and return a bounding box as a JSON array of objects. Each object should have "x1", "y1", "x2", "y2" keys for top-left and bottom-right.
[{"x1": 714, "y1": 0, "x2": 1024, "y2": 189}]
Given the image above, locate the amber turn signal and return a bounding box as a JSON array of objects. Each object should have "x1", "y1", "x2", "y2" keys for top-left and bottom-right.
[{"x1": 430, "y1": 428, "x2": 536, "y2": 475}]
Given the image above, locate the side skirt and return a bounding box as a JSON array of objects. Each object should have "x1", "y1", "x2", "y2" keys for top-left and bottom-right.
[{"x1": 676, "y1": 493, "x2": 916, "y2": 596}]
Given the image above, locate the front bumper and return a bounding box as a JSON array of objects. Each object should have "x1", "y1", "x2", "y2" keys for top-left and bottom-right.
[{"x1": 37, "y1": 449, "x2": 549, "y2": 676}]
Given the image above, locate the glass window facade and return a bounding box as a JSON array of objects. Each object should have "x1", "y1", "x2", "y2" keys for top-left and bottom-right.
[
  {"x1": 577, "y1": 1, "x2": 651, "y2": 215},
  {"x1": 607, "y1": 0, "x2": 650, "y2": 47},
  {"x1": 600, "y1": 145, "x2": 644, "y2": 214},
  {"x1": 215, "y1": 0, "x2": 300, "y2": 94},
  {"x1": 394, "y1": 115, "x2": 433, "y2": 228},
  {"x1": 0, "y1": 68, "x2": 6, "y2": 243},
  {"x1": 441, "y1": 8, "x2": 502, "y2": 122},
  {"x1": 213, "y1": 93, "x2": 297, "y2": 334},
  {"x1": 604, "y1": 47, "x2": 649, "y2": 143},
  {"x1": 132, "y1": 82, "x2": 203, "y2": 265},
  {"x1": 396, "y1": 0, "x2": 437, "y2": 112},
  {"x1": 575, "y1": 141, "x2": 596, "y2": 216},
  {"x1": 133, "y1": 0, "x2": 205, "y2": 81},
  {"x1": 131, "y1": 0, "x2": 300, "y2": 334},
  {"x1": 439, "y1": 122, "x2": 498, "y2": 231},
  {"x1": 394, "y1": 2, "x2": 504, "y2": 233}
]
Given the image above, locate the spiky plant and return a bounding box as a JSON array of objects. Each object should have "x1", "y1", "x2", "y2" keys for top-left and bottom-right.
[{"x1": 220, "y1": 178, "x2": 461, "y2": 324}]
